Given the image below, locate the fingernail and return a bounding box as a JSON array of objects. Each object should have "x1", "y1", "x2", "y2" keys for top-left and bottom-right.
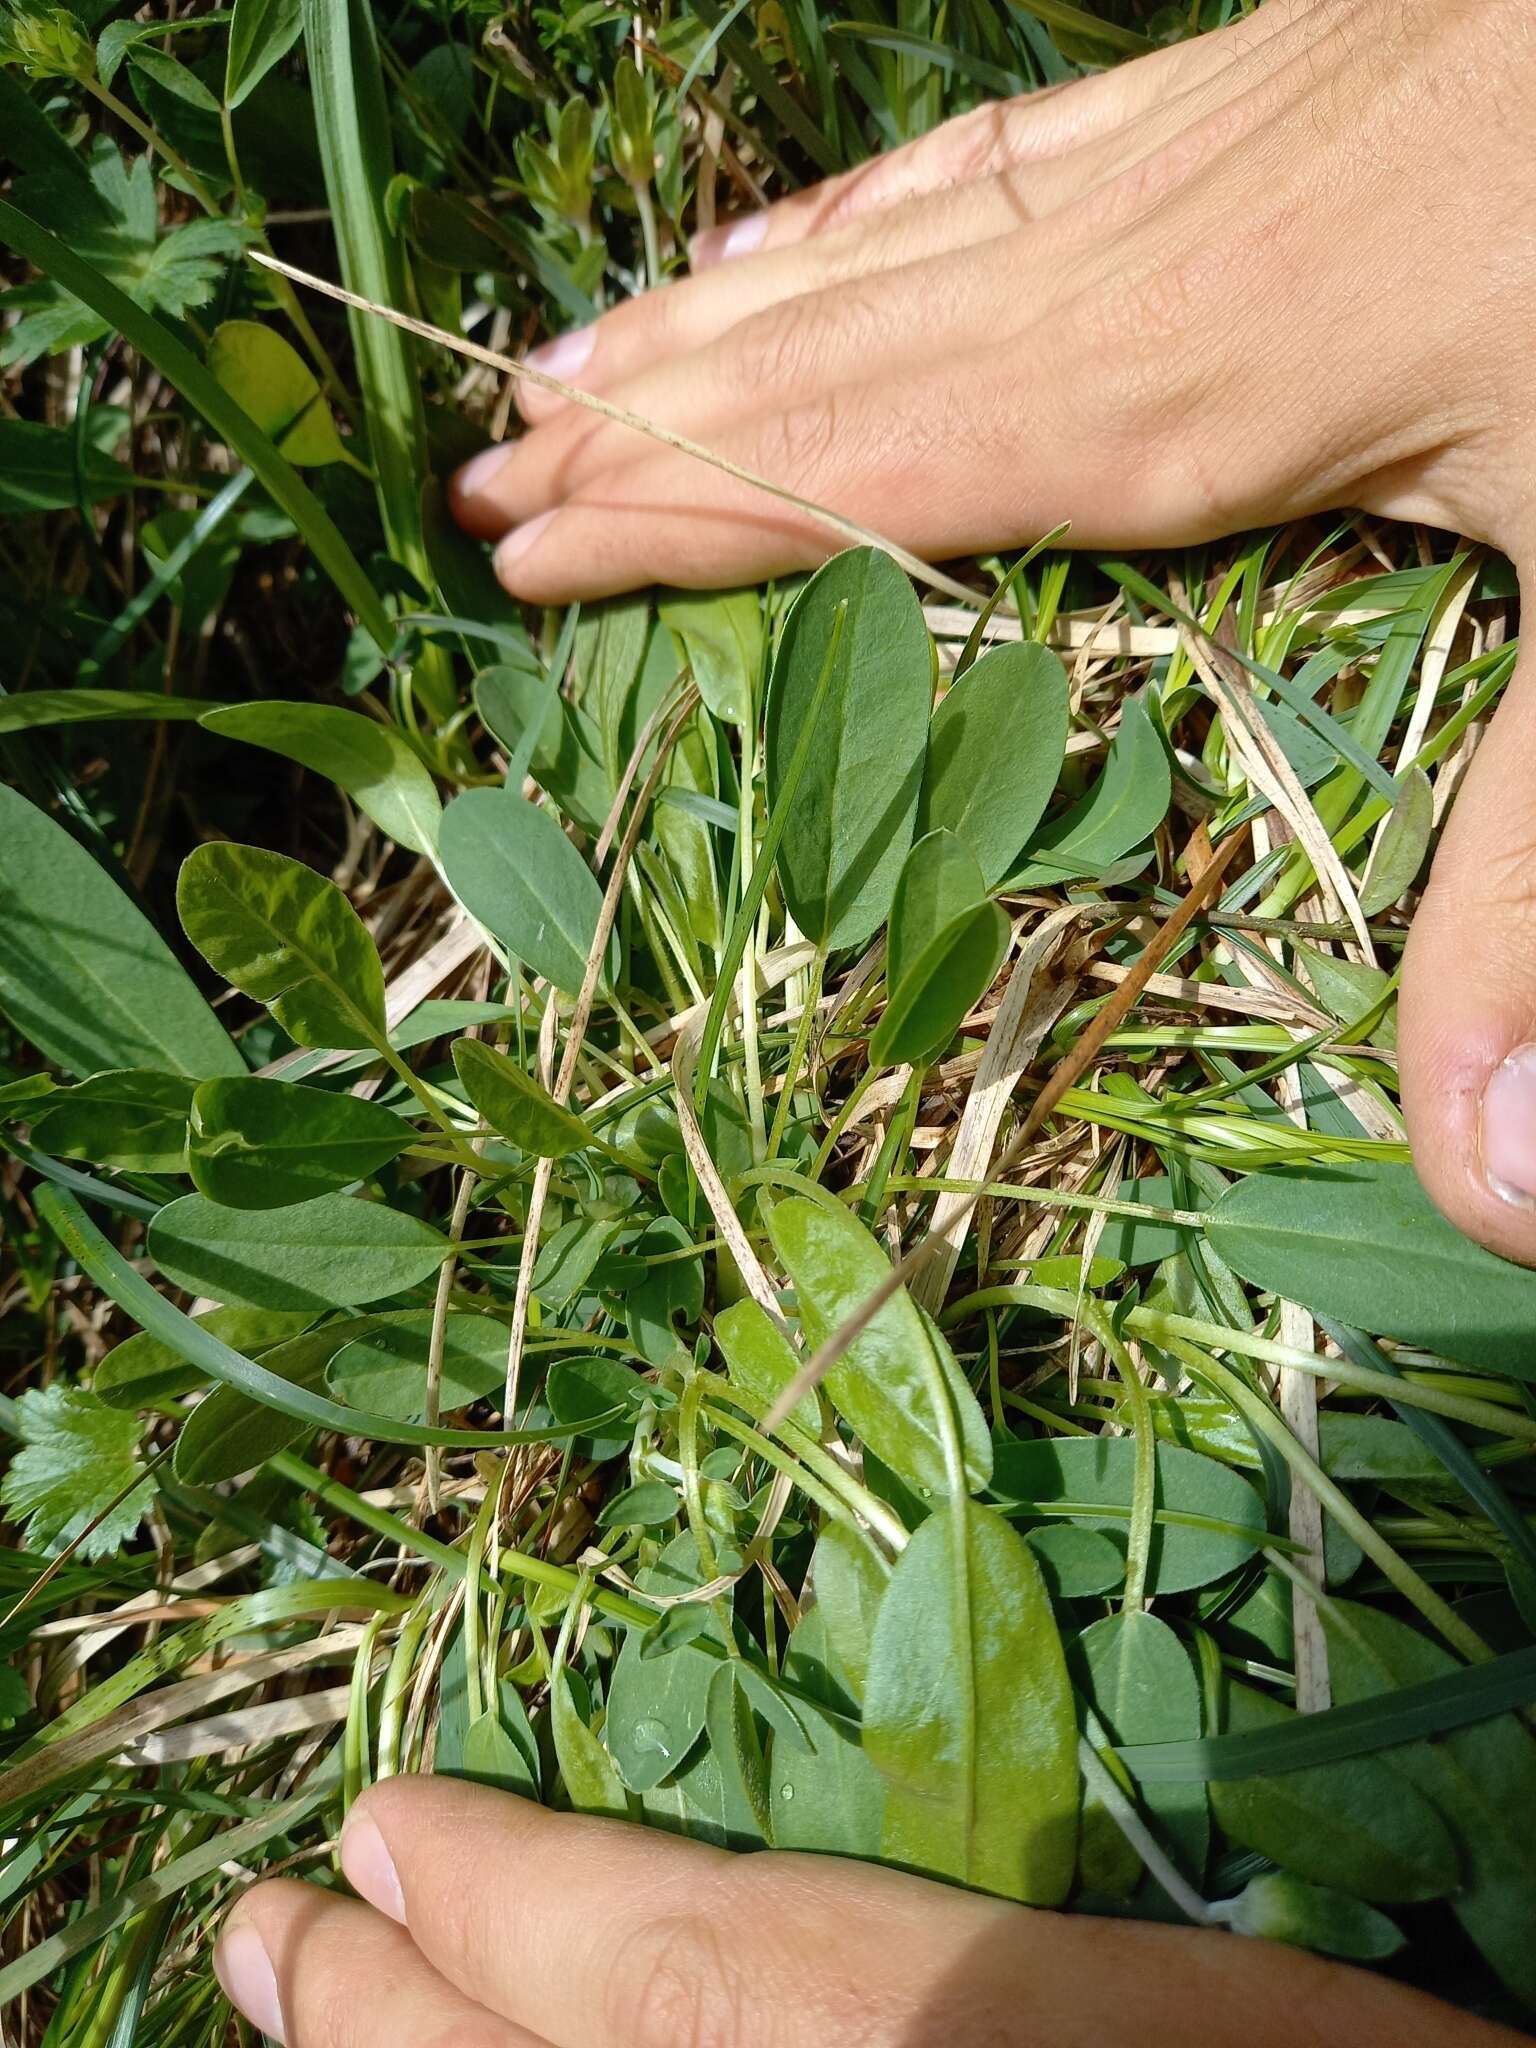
[
  {"x1": 1481, "y1": 1043, "x2": 1536, "y2": 1205},
  {"x1": 340, "y1": 1810, "x2": 407, "y2": 1925},
  {"x1": 691, "y1": 212, "x2": 767, "y2": 268},
  {"x1": 215, "y1": 1920, "x2": 285, "y2": 2042},
  {"x1": 526, "y1": 324, "x2": 596, "y2": 383},
  {"x1": 494, "y1": 508, "x2": 556, "y2": 578},
  {"x1": 454, "y1": 440, "x2": 515, "y2": 503}
]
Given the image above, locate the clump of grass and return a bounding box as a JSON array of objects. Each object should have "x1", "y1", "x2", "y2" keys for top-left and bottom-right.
[{"x1": 1, "y1": 4, "x2": 1534, "y2": 2043}]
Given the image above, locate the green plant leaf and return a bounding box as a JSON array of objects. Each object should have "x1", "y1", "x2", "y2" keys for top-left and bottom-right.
[
  {"x1": 147, "y1": 1191, "x2": 447, "y2": 1311},
  {"x1": 1321, "y1": 1598, "x2": 1536, "y2": 2007},
  {"x1": 172, "y1": 1318, "x2": 375, "y2": 1484},
  {"x1": 863, "y1": 1499, "x2": 1078, "y2": 1904},
  {"x1": 605, "y1": 1535, "x2": 727, "y2": 1792},
  {"x1": 201, "y1": 703, "x2": 441, "y2": 858},
  {"x1": 177, "y1": 842, "x2": 388, "y2": 1052},
  {"x1": 1024, "y1": 1524, "x2": 1125, "y2": 1598},
  {"x1": 1072, "y1": 1610, "x2": 1207, "y2": 1881},
  {"x1": 1213, "y1": 1873, "x2": 1404, "y2": 1962},
  {"x1": 770, "y1": 1606, "x2": 884, "y2": 1855},
  {"x1": 918, "y1": 641, "x2": 1069, "y2": 885},
  {"x1": 208, "y1": 319, "x2": 347, "y2": 466},
  {"x1": 0, "y1": 418, "x2": 135, "y2": 514},
  {"x1": 1208, "y1": 1160, "x2": 1536, "y2": 1377},
  {"x1": 460, "y1": 1710, "x2": 540, "y2": 1800},
  {"x1": 714, "y1": 1297, "x2": 819, "y2": 1435},
  {"x1": 439, "y1": 789, "x2": 608, "y2": 997},
  {"x1": 0, "y1": 689, "x2": 225, "y2": 736},
  {"x1": 326, "y1": 1311, "x2": 508, "y2": 1420},
  {"x1": 0, "y1": 785, "x2": 244, "y2": 1081},
  {"x1": 806, "y1": 1519, "x2": 889, "y2": 1703},
  {"x1": 226, "y1": 0, "x2": 303, "y2": 108},
  {"x1": 95, "y1": 1307, "x2": 314, "y2": 1410},
  {"x1": 452, "y1": 1037, "x2": 592, "y2": 1158},
  {"x1": 188, "y1": 1076, "x2": 413, "y2": 1208},
  {"x1": 988, "y1": 1436, "x2": 1267, "y2": 1593},
  {"x1": 596, "y1": 1480, "x2": 680, "y2": 1530},
  {"x1": 1358, "y1": 764, "x2": 1433, "y2": 915},
  {"x1": 767, "y1": 1197, "x2": 991, "y2": 1501},
  {"x1": 764, "y1": 547, "x2": 930, "y2": 950},
  {"x1": 551, "y1": 1669, "x2": 629, "y2": 1818},
  {"x1": 1010, "y1": 697, "x2": 1170, "y2": 885},
  {"x1": 1209, "y1": 1675, "x2": 1460, "y2": 1904},
  {"x1": 868, "y1": 829, "x2": 1010, "y2": 1070},
  {"x1": 659, "y1": 587, "x2": 761, "y2": 725},
  {"x1": 29, "y1": 1070, "x2": 194, "y2": 1172},
  {"x1": 0, "y1": 1384, "x2": 151, "y2": 1561}
]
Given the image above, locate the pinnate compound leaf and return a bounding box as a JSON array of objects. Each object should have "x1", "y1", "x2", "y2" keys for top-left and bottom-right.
[
  {"x1": 1210, "y1": 1676, "x2": 1459, "y2": 1904},
  {"x1": 918, "y1": 640, "x2": 1069, "y2": 885},
  {"x1": 203, "y1": 702, "x2": 441, "y2": 857},
  {"x1": 989, "y1": 1435, "x2": 1266, "y2": 1594},
  {"x1": 869, "y1": 829, "x2": 1009, "y2": 1070},
  {"x1": 147, "y1": 1191, "x2": 447, "y2": 1311},
  {"x1": 1010, "y1": 696, "x2": 1170, "y2": 885},
  {"x1": 1, "y1": 1385, "x2": 151, "y2": 1561},
  {"x1": 1208, "y1": 1161, "x2": 1536, "y2": 1378},
  {"x1": 189, "y1": 1076, "x2": 413, "y2": 1209},
  {"x1": 863, "y1": 1499, "x2": 1078, "y2": 1905},
  {"x1": 439, "y1": 789, "x2": 608, "y2": 997},
  {"x1": 452, "y1": 1037, "x2": 591, "y2": 1158},
  {"x1": 764, "y1": 547, "x2": 930, "y2": 949},
  {"x1": 0, "y1": 784, "x2": 244, "y2": 1081},
  {"x1": 768, "y1": 1197, "x2": 990, "y2": 1500},
  {"x1": 177, "y1": 843, "x2": 388, "y2": 1052}
]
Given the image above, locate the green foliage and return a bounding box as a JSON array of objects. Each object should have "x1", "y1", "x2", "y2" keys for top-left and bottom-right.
[{"x1": 1, "y1": 1384, "x2": 150, "y2": 1559}]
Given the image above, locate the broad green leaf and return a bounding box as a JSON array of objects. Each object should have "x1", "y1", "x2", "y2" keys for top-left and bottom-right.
[
  {"x1": 1024, "y1": 1524, "x2": 1124, "y2": 1599},
  {"x1": 869, "y1": 829, "x2": 1009, "y2": 1070},
  {"x1": 326, "y1": 1311, "x2": 508, "y2": 1420},
  {"x1": 1011, "y1": 697, "x2": 1170, "y2": 885},
  {"x1": 703, "y1": 1662, "x2": 773, "y2": 1839},
  {"x1": 0, "y1": 419, "x2": 135, "y2": 514},
  {"x1": 96, "y1": 1307, "x2": 314, "y2": 1410},
  {"x1": 596, "y1": 1480, "x2": 681, "y2": 1529},
  {"x1": 639, "y1": 1732, "x2": 765, "y2": 1850},
  {"x1": 605, "y1": 1535, "x2": 727, "y2": 1792},
  {"x1": 460, "y1": 1711, "x2": 539, "y2": 1799},
  {"x1": 127, "y1": 43, "x2": 221, "y2": 113},
  {"x1": 1322, "y1": 1598, "x2": 1536, "y2": 2007},
  {"x1": 1359, "y1": 764, "x2": 1432, "y2": 915},
  {"x1": 918, "y1": 641, "x2": 1069, "y2": 884},
  {"x1": 208, "y1": 320, "x2": 347, "y2": 466},
  {"x1": 0, "y1": 690, "x2": 222, "y2": 737},
  {"x1": 177, "y1": 843, "x2": 388, "y2": 1053},
  {"x1": 806, "y1": 1519, "x2": 889, "y2": 1702},
  {"x1": 1210, "y1": 1676, "x2": 1459, "y2": 1904},
  {"x1": 30, "y1": 1070, "x2": 194, "y2": 1172},
  {"x1": 226, "y1": 0, "x2": 303, "y2": 107},
  {"x1": 659, "y1": 587, "x2": 762, "y2": 725},
  {"x1": 1091, "y1": 1178, "x2": 1198, "y2": 1269},
  {"x1": 452, "y1": 1038, "x2": 591, "y2": 1158},
  {"x1": 544, "y1": 1355, "x2": 646, "y2": 1459},
  {"x1": 202, "y1": 702, "x2": 441, "y2": 857},
  {"x1": 764, "y1": 547, "x2": 930, "y2": 949},
  {"x1": 768, "y1": 1198, "x2": 990, "y2": 1500},
  {"x1": 1209, "y1": 1161, "x2": 1536, "y2": 1377},
  {"x1": 988, "y1": 1436, "x2": 1266, "y2": 1594},
  {"x1": 1072, "y1": 1610, "x2": 1207, "y2": 1881},
  {"x1": 1213, "y1": 1873, "x2": 1404, "y2": 1962},
  {"x1": 0, "y1": 1385, "x2": 151, "y2": 1561},
  {"x1": 1296, "y1": 946, "x2": 1395, "y2": 1049},
  {"x1": 189, "y1": 1076, "x2": 412, "y2": 1208},
  {"x1": 439, "y1": 789, "x2": 608, "y2": 996},
  {"x1": 475, "y1": 664, "x2": 609, "y2": 833},
  {"x1": 551, "y1": 1670, "x2": 629, "y2": 1818},
  {"x1": 714, "y1": 1298, "x2": 819, "y2": 1434},
  {"x1": 0, "y1": 786, "x2": 244, "y2": 1082},
  {"x1": 770, "y1": 1606, "x2": 884, "y2": 1855},
  {"x1": 172, "y1": 1318, "x2": 372, "y2": 1484},
  {"x1": 863, "y1": 1499, "x2": 1078, "y2": 1905},
  {"x1": 148, "y1": 1192, "x2": 447, "y2": 1311}
]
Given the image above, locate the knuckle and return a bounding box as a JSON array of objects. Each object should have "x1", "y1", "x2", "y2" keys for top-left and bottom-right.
[
  {"x1": 606, "y1": 1908, "x2": 754, "y2": 2048},
  {"x1": 728, "y1": 298, "x2": 824, "y2": 398}
]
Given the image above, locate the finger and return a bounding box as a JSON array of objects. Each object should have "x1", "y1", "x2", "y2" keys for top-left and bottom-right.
[
  {"x1": 1400, "y1": 639, "x2": 1536, "y2": 1266},
  {"x1": 687, "y1": 0, "x2": 1325, "y2": 270},
  {"x1": 215, "y1": 1878, "x2": 546, "y2": 2048},
  {"x1": 340, "y1": 1777, "x2": 1507, "y2": 2048}
]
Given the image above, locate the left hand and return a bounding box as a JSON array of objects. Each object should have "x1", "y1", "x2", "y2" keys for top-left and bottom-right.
[{"x1": 213, "y1": 1775, "x2": 1520, "y2": 2046}]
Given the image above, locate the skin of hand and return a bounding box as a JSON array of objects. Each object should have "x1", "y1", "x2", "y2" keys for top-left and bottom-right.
[
  {"x1": 214, "y1": 1774, "x2": 1529, "y2": 2047},
  {"x1": 449, "y1": 0, "x2": 1536, "y2": 1272}
]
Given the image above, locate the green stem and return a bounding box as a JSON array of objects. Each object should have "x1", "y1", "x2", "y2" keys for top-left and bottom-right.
[{"x1": 767, "y1": 943, "x2": 826, "y2": 1160}]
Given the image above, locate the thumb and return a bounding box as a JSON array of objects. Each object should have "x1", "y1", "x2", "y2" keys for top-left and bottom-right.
[{"x1": 1400, "y1": 611, "x2": 1536, "y2": 1266}]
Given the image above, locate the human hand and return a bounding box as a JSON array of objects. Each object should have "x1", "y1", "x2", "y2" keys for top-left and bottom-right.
[
  {"x1": 450, "y1": 0, "x2": 1536, "y2": 1273},
  {"x1": 214, "y1": 1775, "x2": 1520, "y2": 2046}
]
